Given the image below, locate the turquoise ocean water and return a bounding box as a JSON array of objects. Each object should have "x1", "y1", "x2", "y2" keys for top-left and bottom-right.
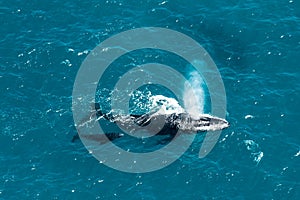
[{"x1": 1, "y1": 0, "x2": 300, "y2": 199}]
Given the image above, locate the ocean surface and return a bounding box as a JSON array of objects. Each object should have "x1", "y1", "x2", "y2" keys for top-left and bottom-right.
[{"x1": 1, "y1": 0, "x2": 300, "y2": 199}]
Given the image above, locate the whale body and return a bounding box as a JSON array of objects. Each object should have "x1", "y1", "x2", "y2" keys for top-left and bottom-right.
[{"x1": 72, "y1": 102, "x2": 229, "y2": 143}]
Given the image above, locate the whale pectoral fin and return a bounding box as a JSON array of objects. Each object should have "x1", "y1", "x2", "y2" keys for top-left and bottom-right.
[
  {"x1": 72, "y1": 133, "x2": 124, "y2": 144},
  {"x1": 156, "y1": 136, "x2": 173, "y2": 145},
  {"x1": 105, "y1": 132, "x2": 124, "y2": 141}
]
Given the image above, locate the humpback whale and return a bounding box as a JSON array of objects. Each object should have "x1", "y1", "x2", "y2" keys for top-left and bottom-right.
[{"x1": 72, "y1": 102, "x2": 229, "y2": 143}]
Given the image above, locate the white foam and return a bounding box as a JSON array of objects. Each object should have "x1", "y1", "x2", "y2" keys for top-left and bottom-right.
[
  {"x1": 245, "y1": 115, "x2": 254, "y2": 119},
  {"x1": 149, "y1": 95, "x2": 184, "y2": 115}
]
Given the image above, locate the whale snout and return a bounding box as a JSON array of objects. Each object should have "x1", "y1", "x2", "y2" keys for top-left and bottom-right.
[
  {"x1": 197, "y1": 114, "x2": 230, "y2": 131},
  {"x1": 213, "y1": 120, "x2": 229, "y2": 130},
  {"x1": 221, "y1": 119, "x2": 230, "y2": 129}
]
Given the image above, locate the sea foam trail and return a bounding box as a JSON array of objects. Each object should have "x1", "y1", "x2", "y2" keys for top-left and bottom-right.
[{"x1": 183, "y1": 71, "x2": 205, "y2": 119}]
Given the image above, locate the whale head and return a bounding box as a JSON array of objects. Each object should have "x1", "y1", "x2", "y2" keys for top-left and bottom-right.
[{"x1": 200, "y1": 114, "x2": 229, "y2": 131}]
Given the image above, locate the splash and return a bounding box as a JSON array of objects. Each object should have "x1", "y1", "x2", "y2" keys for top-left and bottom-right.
[
  {"x1": 149, "y1": 95, "x2": 184, "y2": 115},
  {"x1": 244, "y1": 140, "x2": 264, "y2": 165},
  {"x1": 107, "y1": 69, "x2": 206, "y2": 118},
  {"x1": 183, "y1": 71, "x2": 205, "y2": 118},
  {"x1": 128, "y1": 90, "x2": 185, "y2": 115}
]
